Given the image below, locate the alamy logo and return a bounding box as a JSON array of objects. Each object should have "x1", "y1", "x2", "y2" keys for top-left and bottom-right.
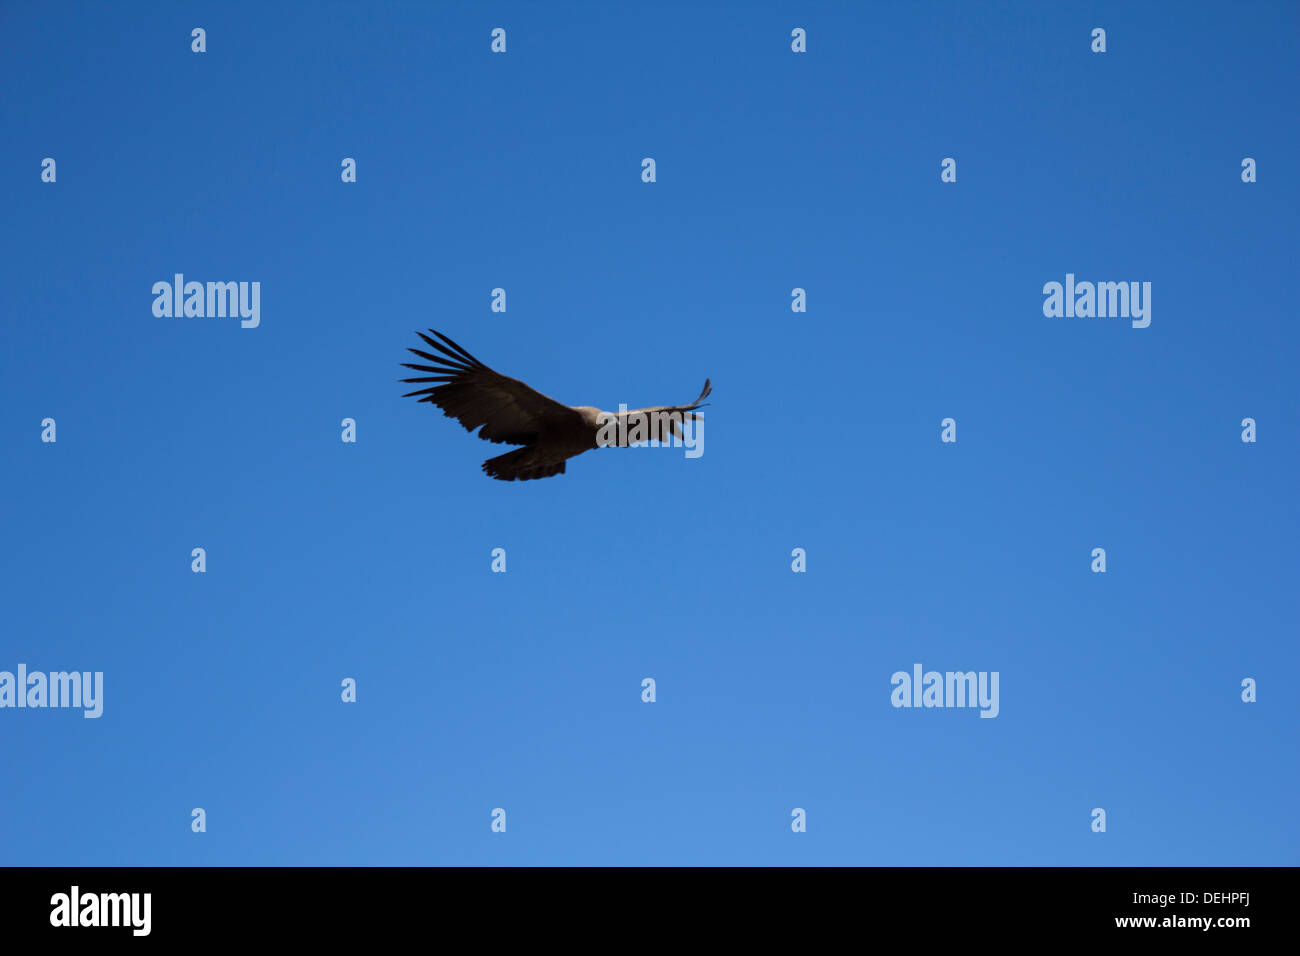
[
  {"x1": 890, "y1": 663, "x2": 999, "y2": 718},
  {"x1": 152, "y1": 274, "x2": 261, "y2": 328},
  {"x1": 50, "y1": 886, "x2": 150, "y2": 936},
  {"x1": 0, "y1": 664, "x2": 103, "y2": 718},
  {"x1": 1042, "y1": 273, "x2": 1151, "y2": 328},
  {"x1": 595, "y1": 406, "x2": 704, "y2": 459}
]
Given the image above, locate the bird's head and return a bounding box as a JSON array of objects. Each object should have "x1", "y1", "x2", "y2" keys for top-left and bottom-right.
[{"x1": 575, "y1": 406, "x2": 609, "y2": 428}]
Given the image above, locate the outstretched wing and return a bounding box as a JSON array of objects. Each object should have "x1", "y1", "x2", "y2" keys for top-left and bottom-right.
[
  {"x1": 401, "y1": 330, "x2": 584, "y2": 445},
  {"x1": 612, "y1": 379, "x2": 712, "y2": 442}
]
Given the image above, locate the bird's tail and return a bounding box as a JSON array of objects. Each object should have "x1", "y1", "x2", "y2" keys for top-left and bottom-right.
[{"x1": 482, "y1": 447, "x2": 568, "y2": 482}]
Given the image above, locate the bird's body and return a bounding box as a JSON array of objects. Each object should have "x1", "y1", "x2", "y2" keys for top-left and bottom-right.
[{"x1": 401, "y1": 330, "x2": 710, "y2": 481}]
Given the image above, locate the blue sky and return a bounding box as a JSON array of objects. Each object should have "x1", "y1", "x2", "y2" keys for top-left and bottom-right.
[{"x1": 1, "y1": 1, "x2": 1296, "y2": 865}]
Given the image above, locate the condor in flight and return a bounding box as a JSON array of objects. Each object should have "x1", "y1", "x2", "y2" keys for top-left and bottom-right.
[{"x1": 401, "y1": 329, "x2": 711, "y2": 481}]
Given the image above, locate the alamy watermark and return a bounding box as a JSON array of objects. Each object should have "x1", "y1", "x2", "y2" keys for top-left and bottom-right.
[
  {"x1": 890, "y1": 663, "x2": 999, "y2": 718},
  {"x1": 1042, "y1": 273, "x2": 1151, "y2": 328},
  {"x1": 50, "y1": 886, "x2": 150, "y2": 936},
  {"x1": 152, "y1": 274, "x2": 260, "y2": 328},
  {"x1": 595, "y1": 406, "x2": 704, "y2": 459},
  {"x1": 0, "y1": 664, "x2": 103, "y2": 718}
]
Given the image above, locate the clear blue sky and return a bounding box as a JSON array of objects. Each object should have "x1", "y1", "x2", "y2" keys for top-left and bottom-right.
[{"x1": 2, "y1": 2, "x2": 1296, "y2": 865}]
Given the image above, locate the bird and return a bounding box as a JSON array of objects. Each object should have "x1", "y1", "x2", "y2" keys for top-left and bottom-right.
[{"x1": 400, "y1": 329, "x2": 711, "y2": 481}]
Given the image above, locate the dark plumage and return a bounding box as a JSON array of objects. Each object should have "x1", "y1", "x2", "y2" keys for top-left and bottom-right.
[{"x1": 401, "y1": 329, "x2": 710, "y2": 481}]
